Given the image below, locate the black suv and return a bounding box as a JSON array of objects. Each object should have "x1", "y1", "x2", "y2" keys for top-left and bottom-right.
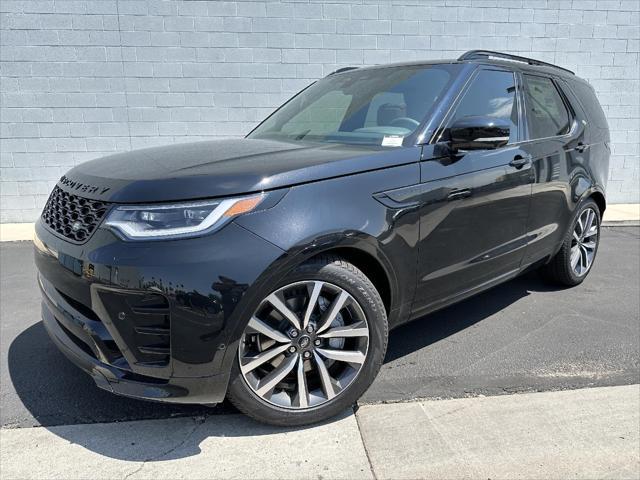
[{"x1": 35, "y1": 51, "x2": 610, "y2": 425}]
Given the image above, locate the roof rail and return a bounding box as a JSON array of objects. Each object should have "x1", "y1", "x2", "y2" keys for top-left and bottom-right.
[
  {"x1": 327, "y1": 66, "x2": 359, "y2": 76},
  {"x1": 458, "y1": 50, "x2": 575, "y2": 75}
]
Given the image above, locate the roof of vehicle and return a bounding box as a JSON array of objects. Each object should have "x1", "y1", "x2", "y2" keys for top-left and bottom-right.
[{"x1": 329, "y1": 50, "x2": 585, "y2": 84}]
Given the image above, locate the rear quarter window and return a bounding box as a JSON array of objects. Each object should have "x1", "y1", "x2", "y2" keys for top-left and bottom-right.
[{"x1": 568, "y1": 80, "x2": 609, "y2": 130}]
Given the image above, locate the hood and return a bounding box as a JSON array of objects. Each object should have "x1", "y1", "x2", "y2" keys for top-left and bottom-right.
[{"x1": 57, "y1": 138, "x2": 419, "y2": 203}]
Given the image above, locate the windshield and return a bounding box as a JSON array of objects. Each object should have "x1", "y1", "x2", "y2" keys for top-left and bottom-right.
[{"x1": 248, "y1": 64, "x2": 459, "y2": 146}]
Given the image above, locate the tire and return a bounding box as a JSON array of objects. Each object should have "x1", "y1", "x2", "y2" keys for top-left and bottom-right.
[
  {"x1": 542, "y1": 198, "x2": 601, "y2": 286},
  {"x1": 227, "y1": 255, "x2": 388, "y2": 426}
]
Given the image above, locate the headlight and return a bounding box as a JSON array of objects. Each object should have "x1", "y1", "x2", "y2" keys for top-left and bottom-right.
[{"x1": 104, "y1": 194, "x2": 264, "y2": 240}]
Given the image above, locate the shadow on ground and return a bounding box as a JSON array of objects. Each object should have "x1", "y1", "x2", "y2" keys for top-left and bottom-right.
[
  {"x1": 6, "y1": 270, "x2": 560, "y2": 460},
  {"x1": 384, "y1": 270, "x2": 558, "y2": 363},
  {"x1": 6, "y1": 322, "x2": 228, "y2": 428}
]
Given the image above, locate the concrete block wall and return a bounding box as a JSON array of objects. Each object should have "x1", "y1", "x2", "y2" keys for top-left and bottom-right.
[{"x1": 1, "y1": 0, "x2": 638, "y2": 222}]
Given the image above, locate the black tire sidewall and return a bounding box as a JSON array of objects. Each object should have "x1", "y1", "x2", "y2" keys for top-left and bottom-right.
[{"x1": 226, "y1": 257, "x2": 388, "y2": 426}]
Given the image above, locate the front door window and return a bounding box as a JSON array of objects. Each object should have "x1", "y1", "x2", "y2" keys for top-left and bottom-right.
[{"x1": 447, "y1": 69, "x2": 519, "y2": 144}]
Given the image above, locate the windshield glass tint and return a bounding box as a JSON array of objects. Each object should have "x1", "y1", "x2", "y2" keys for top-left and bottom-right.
[{"x1": 248, "y1": 65, "x2": 457, "y2": 146}]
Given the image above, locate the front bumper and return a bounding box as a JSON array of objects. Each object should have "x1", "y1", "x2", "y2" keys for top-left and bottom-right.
[
  {"x1": 34, "y1": 218, "x2": 285, "y2": 404},
  {"x1": 41, "y1": 279, "x2": 228, "y2": 403}
]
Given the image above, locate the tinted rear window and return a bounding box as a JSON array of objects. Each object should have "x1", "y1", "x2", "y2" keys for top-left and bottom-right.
[
  {"x1": 523, "y1": 74, "x2": 571, "y2": 139},
  {"x1": 568, "y1": 80, "x2": 609, "y2": 130}
]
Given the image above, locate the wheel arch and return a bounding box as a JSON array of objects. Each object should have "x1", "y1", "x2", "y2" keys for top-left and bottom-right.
[
  {"x1": 589, "y1": 190, "x2": 606, "y2": 216},
  {"x1": 217, "y1": 232, "x2": 403, "y2": 382},
  {"x1": 305, "y1": 246, "x2": 392, "y2": 316},
  {"x1": 572, "y1": 172, "x2": 606, "y2": 216}
]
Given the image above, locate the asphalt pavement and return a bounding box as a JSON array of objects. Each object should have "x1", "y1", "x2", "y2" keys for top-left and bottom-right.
[{"x1": 1, "y1": 227, "x2": 638, "y2": 429}]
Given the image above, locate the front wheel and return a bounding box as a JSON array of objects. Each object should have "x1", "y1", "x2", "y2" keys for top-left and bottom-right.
[
  {"x1": 542, "y1": 199, "x2": 601, "y2": 286},
  {"x1": 226, "y1": 256, "x2": 388, "y2": 426}
]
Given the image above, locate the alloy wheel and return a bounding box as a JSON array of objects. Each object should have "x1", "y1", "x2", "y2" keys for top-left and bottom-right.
[
  {"x1": 570, "y1": 207, "x2": 599, "y2": 277},
  {"x1": 238, "y1": 281, "x2": 370, "y2": 409}
]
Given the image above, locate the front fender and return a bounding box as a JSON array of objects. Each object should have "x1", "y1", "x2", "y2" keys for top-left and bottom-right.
[
  {"x1": 214, "y1": 226, "x2": 412, "y2": 392},
  {"x1": 235, "y1": 164, "x2": 420, "y2": 310},
  {"x1": 211, "y1": 163, "x2": 421, "y2": 395}
]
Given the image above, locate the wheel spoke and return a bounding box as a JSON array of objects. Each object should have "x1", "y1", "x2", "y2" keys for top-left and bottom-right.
[
  {"x1": 585, "y1": 224, "x2": 598, "y2": 238},
  {"x1": 302, "y1": 281, "x2": 323, "y2": 329},
  {"x1": 313, "y1": 351, "x2": 336, "y2": 400},
  {"x1": 240, "y1": 343, "x2": 291, "y2": 374},
  {"x1": 579, "y1": 245, "x2": 589, "y2": 271},
  {"x1": 247, "y1": 316, "x2": 291, "y2": 343},
  {"x1": 316, "y1": 290, "x2": 350, "y2": 334},
  {"x1": 316, "y1": 347, "x2": 366, "y2": 365},
  {"x1": 296, "y1": 355, "x2": 309, "y2": 408},
  {"x1": 576, "y1": 215, "x2": 584, "y2": 237},
  {"x1": 319, "y1": 321, "x2": 369, "y2": 339},
  {"x1": 266, "y1": 292, "x2": 301, "y2": 330},
  {"x1": 572, "y1": 230, "x2": 581, "y2": 243},
  {"x1": 582, "y1": 239, "x2": 597, "y2": 251},
  {"x1": 584, "y1": 210, "x2": 595, "y2": 238},
  {"x1": 570, "y1": 246, "x2": 581, "y2": 270},
  {"x1": 580, "y1": 212, "x2": 589, "y2": 240},
  {"x1": 256, "y1": 353, "x2": 298, "y2": 397}
]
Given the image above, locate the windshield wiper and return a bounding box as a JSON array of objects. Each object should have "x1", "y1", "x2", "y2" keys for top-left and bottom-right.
[{"x1": 293, "y1": 129, "x2": 311, "y2": 141}]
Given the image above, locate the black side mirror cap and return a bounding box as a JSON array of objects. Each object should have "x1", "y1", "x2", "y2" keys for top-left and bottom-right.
[{"x1": 449, "y1": 116, "x2": 511, "y2": 151}]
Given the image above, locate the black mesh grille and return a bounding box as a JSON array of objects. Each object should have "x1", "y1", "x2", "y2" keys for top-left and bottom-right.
[{"x1": 42, "y1": 186, "x2": 110, "y2": 243}]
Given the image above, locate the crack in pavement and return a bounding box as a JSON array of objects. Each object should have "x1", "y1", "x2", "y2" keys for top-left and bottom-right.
[
  {"x1": 418, "y1": 401, "x2": 485, "y2": 478},
  {"x1": 123, "y1": 416, "x2": 206, "y2": 480},
  {"x1": 353, "y1": 406, "x2": 378, "y2": 480}
]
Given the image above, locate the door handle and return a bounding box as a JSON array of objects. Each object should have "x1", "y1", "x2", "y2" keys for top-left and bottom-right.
[
  {"x1": 509, "y1": 155, "x2": 531, "y2": 169},
  {"x1": 575, "y1": 142, "x2": 589, "y2": 153},
  {"x1": 447, "y1": 188, "x2": 472, "y2": 201}
]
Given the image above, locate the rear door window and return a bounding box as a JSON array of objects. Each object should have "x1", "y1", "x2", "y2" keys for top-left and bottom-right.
[{"x1": 523, "y1": 75, "x2": 572, "y2": 139}]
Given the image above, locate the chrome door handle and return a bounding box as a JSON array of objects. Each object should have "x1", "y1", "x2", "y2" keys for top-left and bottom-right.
[{"x1": 447, "y1": 188, "x2": 472, "y2": 200}]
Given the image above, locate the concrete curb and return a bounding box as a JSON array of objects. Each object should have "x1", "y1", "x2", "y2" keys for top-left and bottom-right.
[
  {"x1": 603, "y1": 220, "x2": 640, "y2": 227},
  {"x1": 1, "y1": 385, "x2": 638, "y2": 479},
  {"x1": 0, "y1": 223, "x2": 34, "y2": 242},
  {"x1": 1, "y1": 204, "x2": 639, "y2": 242},
  {"x1": 357, "y1": 385, "x2": 640, "y2": 480},
  {"x1": 0, "y1": 410, "x2": 374, "y2": 480},
  {"x1": 603, "y1": 203, "x2": 640, "y2": 223}
]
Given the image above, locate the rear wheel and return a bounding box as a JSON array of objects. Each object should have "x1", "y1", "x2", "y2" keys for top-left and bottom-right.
[
  {"x1": 227, "y1": 256, "x2": 387, "y2": 426},
  {"x1": 542, "y1": 199, "x2": 601, "y2": 286}
]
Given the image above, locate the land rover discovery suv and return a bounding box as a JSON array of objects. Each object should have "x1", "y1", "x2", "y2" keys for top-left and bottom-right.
[{"x1": 35, "y1": 51, "x2": 610, "y2": 425}]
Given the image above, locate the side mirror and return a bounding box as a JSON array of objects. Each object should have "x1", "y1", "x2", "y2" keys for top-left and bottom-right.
[{"x1": 449, "y1": 116, "x2": 511, "y2": 151}]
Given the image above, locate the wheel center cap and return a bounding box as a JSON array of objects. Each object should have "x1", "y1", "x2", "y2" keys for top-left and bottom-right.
[{"x1": 298, "y1": 335, "x2": 311, "y2": 349}]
